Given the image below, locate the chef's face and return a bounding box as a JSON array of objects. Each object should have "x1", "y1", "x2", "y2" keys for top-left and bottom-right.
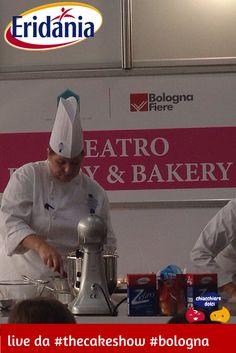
[{"x1": 48, "y1": 148, "x2": 84, "y2": 182}]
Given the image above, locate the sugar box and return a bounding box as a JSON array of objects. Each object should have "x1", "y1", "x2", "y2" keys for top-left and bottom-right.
[{"x1": 127, "y1": 273, "x2": 157, "y2": 316}]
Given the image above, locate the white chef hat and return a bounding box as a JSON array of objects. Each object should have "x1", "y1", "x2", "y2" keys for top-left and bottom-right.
[{"x1": 49, "y1": 89, "x2": 83, "y2": 158}]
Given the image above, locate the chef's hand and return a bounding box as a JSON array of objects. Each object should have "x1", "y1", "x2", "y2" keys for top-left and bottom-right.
[
  {"x1": 36, "y1": 242, "x2": 65, "y2": 276},
  {"x1": 21, "y1": 234, "x2": 66, "y2": 276},
  {"x1": 219, "y1": 281, "x2": 236, "y2": 298}
]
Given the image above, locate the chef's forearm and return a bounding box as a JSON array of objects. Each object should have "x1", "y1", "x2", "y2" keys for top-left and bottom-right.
[
  {"x1": 219, "y1": 282, "x2": 236, "y2": 297},
  {"x1": 21, "y1": 234, "x2": 64, "y2": 275},
  {"x1": 21, "y1": 234, "x2": 46, "y2": 252}
]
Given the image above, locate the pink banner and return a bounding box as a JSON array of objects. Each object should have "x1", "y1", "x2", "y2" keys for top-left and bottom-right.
[{"x1": 0, "y1": 127, "x2": 236, "y2": 192}]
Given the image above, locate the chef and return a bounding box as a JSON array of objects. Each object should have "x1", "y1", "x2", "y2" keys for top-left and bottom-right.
[
  {"x1": 190, "y1": 199, "x2": 236, "y2": 299},
  {"x1": 0, "y1": 90, "x2": 117, "y2": 281}
]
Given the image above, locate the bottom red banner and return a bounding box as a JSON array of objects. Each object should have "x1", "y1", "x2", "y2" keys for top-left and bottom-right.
[{"x1": 0, "y1": 324, "x2": 234, "y2": 353}]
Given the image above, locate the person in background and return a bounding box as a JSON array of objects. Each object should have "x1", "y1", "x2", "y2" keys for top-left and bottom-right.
[
  {"x1": 190, "y1": 200, "x2": 236, "y2": 299},
  {"x1": 8, "y1": 297, "x2": 76, "y2": 323},
  {"x1": 0, "y1": 89, "x2": 116, "y2": 281}
]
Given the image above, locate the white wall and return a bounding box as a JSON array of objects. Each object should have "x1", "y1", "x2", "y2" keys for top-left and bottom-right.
[
  {"x1": 111, "y1": 206, "x2": 221, "y2": 278},
  {"x1": 132, "y1": 0, "x2": 236, "y2": 65}
]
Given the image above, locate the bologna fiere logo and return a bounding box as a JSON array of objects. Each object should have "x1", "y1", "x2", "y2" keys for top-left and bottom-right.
[
  {"x1": 130, "y1": 93, "x2": 149, "y2": 112},
  {"x1": 130, "y1": 92, "x2": 194, "y2": 112},
  {"x1": 4, "y1": 2, "x2": 102, "y2": 50}
]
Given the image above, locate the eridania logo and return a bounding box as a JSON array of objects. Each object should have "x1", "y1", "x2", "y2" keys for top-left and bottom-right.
[
  {"x1": 130, "y1": 92, "x2": 193, "y2": 112},
  {"x1": 4, "y1": 2, "x2": 103, "y2": 51}
]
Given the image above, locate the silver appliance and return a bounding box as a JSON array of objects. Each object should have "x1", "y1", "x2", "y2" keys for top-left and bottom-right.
[
  {"x1": 69, "y1": 214, "x2": 116, "y2": 315},
  {"x1": 66, "y1": 251, "x2": 118, "y2": 295}
]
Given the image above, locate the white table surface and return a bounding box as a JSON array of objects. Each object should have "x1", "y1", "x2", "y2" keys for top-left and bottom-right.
[
  {"x1": 1, "y1": 293, "x2": 236, "y2": 324},
  {"x1": 0, "y1": 293, "x2": 164, "y2": 323}
]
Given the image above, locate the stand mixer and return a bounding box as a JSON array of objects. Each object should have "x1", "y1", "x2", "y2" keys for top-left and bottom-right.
[{"x1": 69, "y1": 214, "x2": 116, "y2": 315}]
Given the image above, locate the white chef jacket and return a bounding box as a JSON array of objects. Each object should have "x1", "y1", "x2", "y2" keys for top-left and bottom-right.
[
  {"x1": 0, "y1": 160, "x2": 116, "y2": 281},
  {"x1": 190, "y1": 199, "x2": 236, "y2": 287}
]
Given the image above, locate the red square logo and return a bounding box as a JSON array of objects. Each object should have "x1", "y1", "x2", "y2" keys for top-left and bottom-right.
[{"x1": 130, "y1": 93, "x2": 148, "y2": 112}]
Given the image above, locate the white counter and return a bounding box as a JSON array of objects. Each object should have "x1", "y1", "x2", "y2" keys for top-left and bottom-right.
[
  {"x1": 1, "y1": 293, "x2": 236, "y2": 324},
  {"x1": 1, "y1": 294, "x2": 236, "y2": 324}
]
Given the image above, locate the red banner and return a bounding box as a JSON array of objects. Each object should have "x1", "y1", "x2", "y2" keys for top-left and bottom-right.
[
  {"x1": 0, "y1": 323, "x2": 235, "y2": 353},
  {"x1": 0, "y1": 127, "x2": 236, "y2": 192}
]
